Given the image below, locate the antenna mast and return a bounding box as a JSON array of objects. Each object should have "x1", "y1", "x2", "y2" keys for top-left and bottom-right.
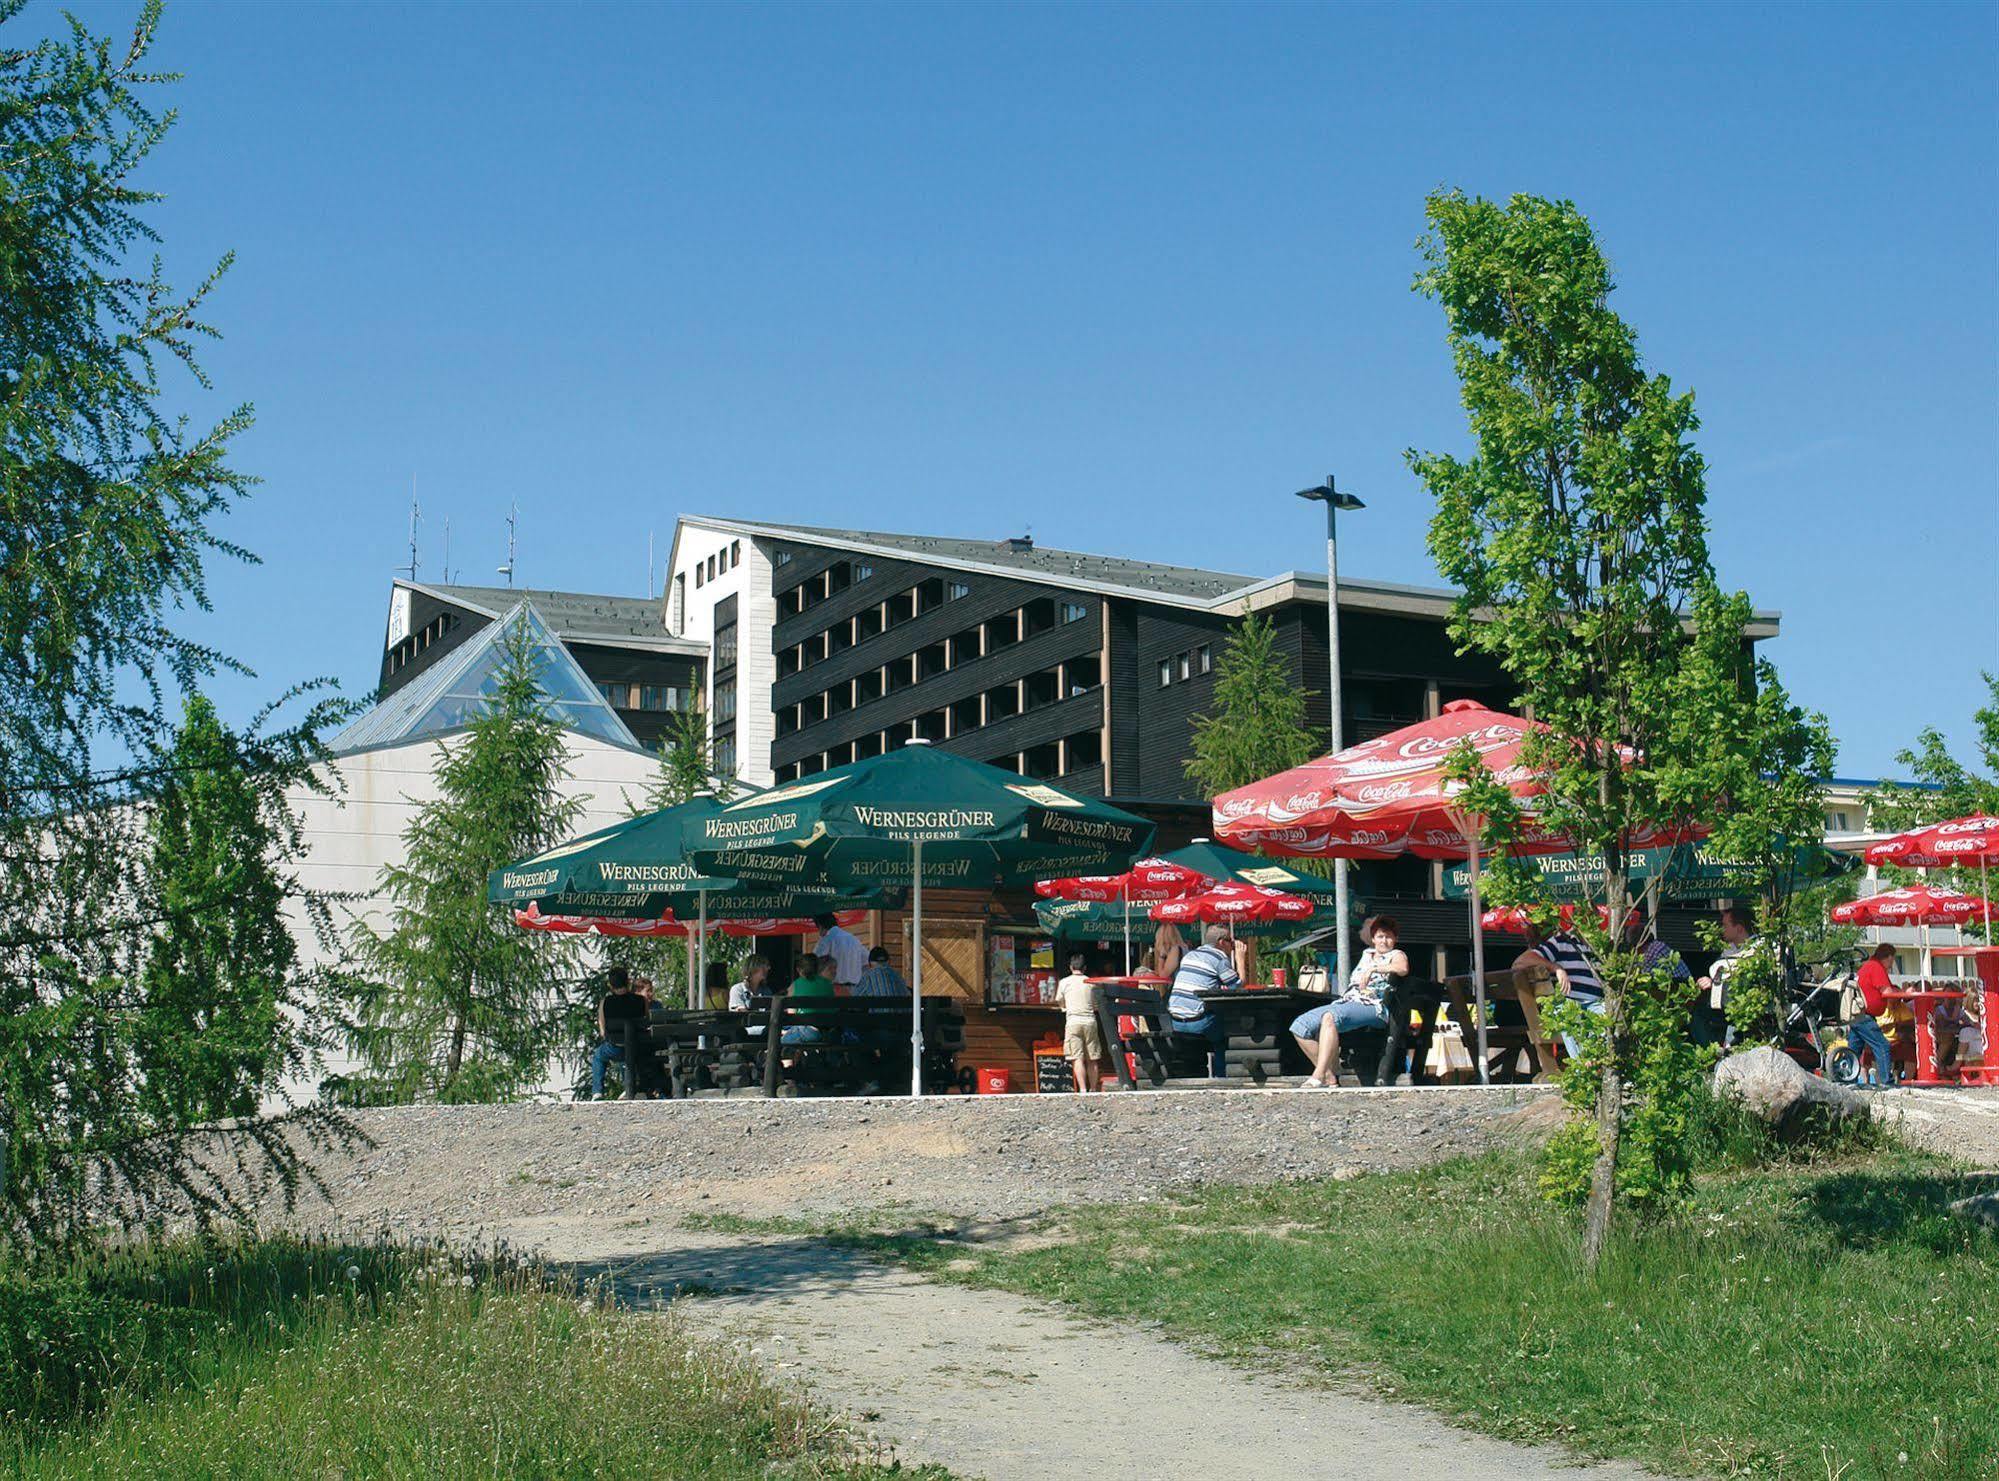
[
  {"x1": 441, "y1": 516, "x2": 451, "y2": 585},
  {"x1": 496, "y1": 501, "x2": 518, "y2": 587},
  {"x1": 398, "y1": 489, "x2": 419, "y2": 582}
]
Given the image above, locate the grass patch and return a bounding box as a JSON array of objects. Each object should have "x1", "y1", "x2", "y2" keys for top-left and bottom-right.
[
  {"x1": 2, "y1": 1234, "x2": 947, "y2": 1478},
  {"x1": 839, "y1": 1143, "x2": 1998, "y2": 1478}
]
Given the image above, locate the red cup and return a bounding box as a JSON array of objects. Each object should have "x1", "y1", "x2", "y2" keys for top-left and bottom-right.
[{"x1": 1271, "y1": 967, "x2": 1289, "y2": 989}]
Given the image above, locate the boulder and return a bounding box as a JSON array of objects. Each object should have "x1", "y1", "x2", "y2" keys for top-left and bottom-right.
[
  {"x1": 1947, "y1": 1193, "x2": 1999, "y2": 1232},
  {"x1": 1712, "y1": 1046, "x2": 1868, "y2": 1133}
]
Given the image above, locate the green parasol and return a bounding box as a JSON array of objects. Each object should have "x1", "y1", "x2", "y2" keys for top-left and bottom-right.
[
  {"x1": 489, "y1": 796, "x2": 888, "y2": 1002},
  {"x1": 684, "y1": 742, "x2": 1155, "y2": 1094}
]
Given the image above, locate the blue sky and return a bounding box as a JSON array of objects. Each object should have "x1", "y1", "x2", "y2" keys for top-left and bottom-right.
[{"x1": 51, "y1": 0, "x2": 1999, "y2": 777}]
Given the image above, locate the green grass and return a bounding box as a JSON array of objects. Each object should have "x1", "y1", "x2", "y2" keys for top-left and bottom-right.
[
  {"x1": 2, "y1": 1235, "x2": 947, "y2": 1479},
  {"x1": 834, "y1": 1144, "x2": 1999, "y2": 1479}
]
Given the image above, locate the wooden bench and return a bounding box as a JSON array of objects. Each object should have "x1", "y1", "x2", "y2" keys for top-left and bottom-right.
[
  {"x1": 730, "y1": 994, "x2": 967, "y2": 1097},
  {"x1": 1440, "y1": 972, "x2": 1550, "y2": 1083}
]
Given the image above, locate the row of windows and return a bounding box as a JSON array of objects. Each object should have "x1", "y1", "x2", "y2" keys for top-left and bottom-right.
[
  {"x1": 778, "y1": 563, "x2": 974, "y2": 624},
  {"x1": 777, "y1": 592, "x2": 1088, "y2": 680},
  {"x1": 775, "y1": 728, "x2": 1104, "y2": 785},
  {"x1": 1157, "y1": 644, "x2": 1212, "y2": 687},
  {"x1": 777, "y1": 654, "x2": 1102, "y2": 740},
  {"x1": 693, "y1": 541, "x2": 743, "y2": 589},
  {"x1": 714, "y1": 620, "x2": 738, "y2": 670},
  {"x1": 599, "y1": 682, "x2": 687, "y2": 713},
  {"x1": 713, "y1": 677, "x2": 737, "y2": 722},
  {"x1": 387, "y1": 613, "x2": 457, "y2": 674}
]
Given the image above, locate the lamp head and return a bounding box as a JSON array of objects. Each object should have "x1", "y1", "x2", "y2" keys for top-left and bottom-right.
[{"x1": 1294, "y1": 480, "x2": 1365, "y2": 512}]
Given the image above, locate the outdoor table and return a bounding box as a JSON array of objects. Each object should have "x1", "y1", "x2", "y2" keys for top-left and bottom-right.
[
  {"x1": 1930, "y1": 946, "x2": 1999, "y2": 1086},
  {"x1": 1882, "y1": 987, "x2": 1968, "y2": 1086}
]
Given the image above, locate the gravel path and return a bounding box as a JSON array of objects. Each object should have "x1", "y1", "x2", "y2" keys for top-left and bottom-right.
[
  {"x1": 270, "y1": 1084, "x2": 1566, "y2": 1243},
  {"x1": 1870, "y1": 1085, "x2": 1999, "y2": 1168},
  {"x1": 543, "y1": 1223, "x2": 1651, "y2": 1481}
]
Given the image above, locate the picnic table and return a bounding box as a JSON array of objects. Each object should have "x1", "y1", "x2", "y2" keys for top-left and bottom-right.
[
  {"x1": 603, "y1": 1009, "x2": 750, "y2": 1099},
  {"x1": 1436, "y1": 971, "x2": 1551, "y2": 1083},
  {"x1": 745, "y1": 993, "x2": 968, "y2": 1097}
]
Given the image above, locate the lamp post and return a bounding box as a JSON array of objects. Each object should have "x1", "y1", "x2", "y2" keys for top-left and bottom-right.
[{"x1": 1296, "y1": 475, "x2": 1365, "y2": 990}]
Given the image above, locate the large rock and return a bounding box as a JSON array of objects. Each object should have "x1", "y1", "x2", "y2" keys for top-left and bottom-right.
[
  {"x1": 1712, "y1": 1046, "x2": 1868, "y2": 1133},
  {"x1": 1947, "y1": 1193, "x2": 1999, "y2": 1232}
]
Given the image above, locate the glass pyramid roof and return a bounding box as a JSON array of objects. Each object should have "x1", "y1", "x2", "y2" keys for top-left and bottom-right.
[{"x1": 332, "y1": 602, "x2": 646, "y2": 756}]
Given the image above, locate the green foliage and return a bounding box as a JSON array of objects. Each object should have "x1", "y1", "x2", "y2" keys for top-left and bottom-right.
[
  {"x1": 1185, "y1": 614, "x2": 1317, "y2": 797},
  {"x1": 345, "y1": 615, "x2": 584, "y2": 1101},
  {"x1": 0, "y1": 1, "x2": 349, "y2": 1246},
  {"x1": 1409, "y1": 191, "x2": 1826, "y2": 1252},
  {"x1": 2, "y1": 1235, "x2": 934, "y2": 1480},
  {"x1": 1868, "y1": 672, "x2": 1999, "y2": 893},
  {"x1": 649, "y1": 703, "x2": 731, "y2": 809},
  {"x1": 133, "y1": 696, "x2": 298, "y2": 1123}
]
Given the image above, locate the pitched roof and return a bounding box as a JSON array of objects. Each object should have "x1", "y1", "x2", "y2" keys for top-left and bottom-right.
[
  {"x1": 403, "y1": 580, "x2": 699, "y2": 653},
  {"x1": 335, "y1": 602, "x2": 646, "y2": 756},
  {"x1": 678, "y1": 516, "x2": 1782, "y2": 634},
  {"x1": 691, "y1": 517, "x2": 1256, "y2": 602}
]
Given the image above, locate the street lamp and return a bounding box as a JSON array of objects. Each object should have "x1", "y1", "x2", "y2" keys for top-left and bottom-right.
[{"x1": 1296, "y1": 475, "x2": 1365, "y2": 990}]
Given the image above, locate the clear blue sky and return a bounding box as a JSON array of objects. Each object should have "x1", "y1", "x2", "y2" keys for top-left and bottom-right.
[{"x1": 53, "y1": 0, "x2": 1999, "y2": 778}]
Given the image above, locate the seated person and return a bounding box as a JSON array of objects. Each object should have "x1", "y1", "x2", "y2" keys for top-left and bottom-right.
[
  {"x1": 783, "y1": 952, "x2": 836, "y2": 1045},
  {"x1": 1168, "y1": 925, "x2": 1241, "y2": 1076},
  {"x1": 852, "y1": 945, "x2": 910, "y2": 996},
  {"x1": 1290, "y1": 916, "x2": 1407, "y2": 1088},
  {"x1": 729, "y1": 953, "x2": 771, "y2": 1018},
  {"x1": 1933, "y1": 994, "x2": 1978, "y2": 1073},
  {"x1": 1513, "y1": 915, "x2": 1605, "y2": 1078},
  {"x1": 590, "y1": 966, "x2": 647, "y2": 1098}
]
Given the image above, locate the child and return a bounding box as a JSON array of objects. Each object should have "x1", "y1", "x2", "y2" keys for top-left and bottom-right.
[{"x1": 1054, "y1": 953, "x2": 1104, "y2": 1092}]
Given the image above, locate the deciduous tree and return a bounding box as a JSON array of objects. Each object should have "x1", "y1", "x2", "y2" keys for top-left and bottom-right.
[{"x1": 1411, "y1": 190, "x2": 1823, "y2": 1262}]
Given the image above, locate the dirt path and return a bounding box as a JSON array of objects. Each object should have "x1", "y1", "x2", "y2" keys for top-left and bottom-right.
[
  {"x1": 530, "y1": 1220, "x2": 1651, "y2": 1481},
  {"x1": 1872, "y1": 1085, "x2": 1999, "y2": 1168}
]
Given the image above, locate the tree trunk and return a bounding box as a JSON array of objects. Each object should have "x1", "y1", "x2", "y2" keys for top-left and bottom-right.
[
  {"x1": 443, "y1": 1009, "x2": 467, "y2": 1088},
  {"x1": 1581, "y1": 843, "x2": 1626, "y2": 1269}
]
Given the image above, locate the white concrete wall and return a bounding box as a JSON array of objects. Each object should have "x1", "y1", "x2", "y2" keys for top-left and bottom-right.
[
  {"x1": 281, "y1": 732, "x2": 660, "y2": 1096},
  {"x1": 666, "y1": 520, "x2": 778, "y2": 789}
]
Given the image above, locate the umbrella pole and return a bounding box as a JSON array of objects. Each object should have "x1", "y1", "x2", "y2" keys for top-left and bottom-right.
[
  {"x1": 697, "y1": 888, "x2": 709, "y2": 1009},
  {"x1": 1123, "y1": 889, "x2": 1132, "y2": 976},
  {"x1": 910, "y1": 841, "x2": 925, "y2": 1099},
  {"x1": 1469, "y1": 837, "x2": 1490, "y2": 1087}
]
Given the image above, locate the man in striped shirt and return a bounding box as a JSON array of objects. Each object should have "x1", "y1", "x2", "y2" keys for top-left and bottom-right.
[
  {"x1": 1169, "y1": 925, "x2": 1241, "y2": 1076},
  {"x1": 1512, "y1": 919, "x2": 1604, "y2": 1078}
]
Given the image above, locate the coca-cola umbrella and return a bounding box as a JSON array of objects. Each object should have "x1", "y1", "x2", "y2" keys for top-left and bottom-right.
[
  {"x1": 1831, "y1": 884, "x2": 1997, "y2": 976},
  {"x1": 1151, "y1": 882, "x2": 1316, "y2": 931},
  {"x1": 1213, "y1": 699, "x2": 1693, "y2": 1082},
  {"x1": 1034, "y1": 857, "x2": 1211, "y2": 972},
  {"x1": 1865, "y1": 815, "x2": 1999, "y2": 943}
]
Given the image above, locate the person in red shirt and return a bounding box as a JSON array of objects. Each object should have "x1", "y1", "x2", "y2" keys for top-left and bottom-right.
[{"x1": 1849, "y1": 944, "x2": 1900, "y2": 1089}]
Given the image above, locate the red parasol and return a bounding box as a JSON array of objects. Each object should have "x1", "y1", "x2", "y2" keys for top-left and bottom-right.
[
  {"x1": 1033, "y1": 859, "x2": 1211, "y2": 902},
  {"x1": 1863, "y1": 815, "x2": 1999, "y2": 871},
  {"x1": 1829, "y1": 886, "x2": 1994, "y2": 928},
  {"x1": 1212, "y1": 699, "x2": 1694, "y2": 1084},
  {"x1": 1150, "y1": 881, "x2": 1315, "y2": 928}
]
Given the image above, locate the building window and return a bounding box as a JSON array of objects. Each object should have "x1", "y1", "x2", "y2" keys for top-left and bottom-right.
[
  {"x1": 730, "y1": 540, "x2": 740, "y2": 567},
  {"x1": 1158, "y1": 660, "x2": 1172, "y2": 688},
  {"x1": 714, "y1": 736, "x2": 736, "y2": 777},
  {"x1": 1178, "y1": 652, "x2": 1192, "y2": 681},
  {"x1": 775, "y1": 550, "x2": 793, "y2": 567},
  {"x1": 1065, "y1": 730, "x2": 1103, "y2": 773},
  {"x1": 948, "y1": 581, "x2": 971, "y2": 600},
  {"x1": 695, "y1": 565, "x2": 705, "y2": 588},
  {"x1": 714, "y1": 680, "x2": 736, "y2": 721},
  {"x1": 1197, "y1": 644, "x2": 1211, "y2": 674},
  {"x1": 854, "y1": 562, "x2": 874, "y2": 582},
  {"x1": 639, "y1": 685, "x2": 683, "y2": 712},
  {"x1": 1061, "y1": 602, "x2": 1087, "y2": 624},
  {"x1": 716, "y1": 623, "x2": 738, "y2": 669}
]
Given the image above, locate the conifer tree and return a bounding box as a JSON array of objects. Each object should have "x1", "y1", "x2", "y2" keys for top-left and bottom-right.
[
  {"x1": 1185, "y1": 616, "x2": 1317, "y2": 798},
  {"x1": 1, "y1": 1, "x2": 347, "y2": 1243},
  {"x1": 346, "y1": 614, "x2": 583, "y2": 1101}
]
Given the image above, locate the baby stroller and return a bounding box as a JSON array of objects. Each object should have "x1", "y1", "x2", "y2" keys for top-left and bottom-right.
[{"x1": 1783, "y1": 951, "x2": 1865, "y2": 1085}]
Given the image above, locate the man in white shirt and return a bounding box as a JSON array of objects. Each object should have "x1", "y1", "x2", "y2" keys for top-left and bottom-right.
[{"x1": 814, "y1": 913, "x2": 869, "y2": 990}]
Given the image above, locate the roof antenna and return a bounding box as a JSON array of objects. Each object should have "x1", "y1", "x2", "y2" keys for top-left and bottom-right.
[
  {"x1": 398, "y1": 485, "x2": 419, "y2": 582},
  {"x1": 496, "y1": 501, "x2": 517, "y2": 587},
  {"x1": 441, "y1": 516, "x2": 451, "y2": 585}
]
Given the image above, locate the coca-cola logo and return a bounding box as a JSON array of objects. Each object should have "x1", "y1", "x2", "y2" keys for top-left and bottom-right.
[
  {"x1": 1353, "y1": 781, "x2": 1414, "y2": 804},
  {"x1": 1937, "y1": 818, "x2": 1995, "y2": 835}
]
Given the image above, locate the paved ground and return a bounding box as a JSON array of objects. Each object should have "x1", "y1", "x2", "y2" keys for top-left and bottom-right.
[
  {"x1": 1871, "y1": 1085, "x2": 1999, "y2": 1168},
  {"x1": 541, "y1": 1221, "x2": 1652, "y2": 1481}
]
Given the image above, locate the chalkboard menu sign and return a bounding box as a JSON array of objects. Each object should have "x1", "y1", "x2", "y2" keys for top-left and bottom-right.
[{"x1": 1036, "y1": 1052, "x2": 1073, "y2": 1093}]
